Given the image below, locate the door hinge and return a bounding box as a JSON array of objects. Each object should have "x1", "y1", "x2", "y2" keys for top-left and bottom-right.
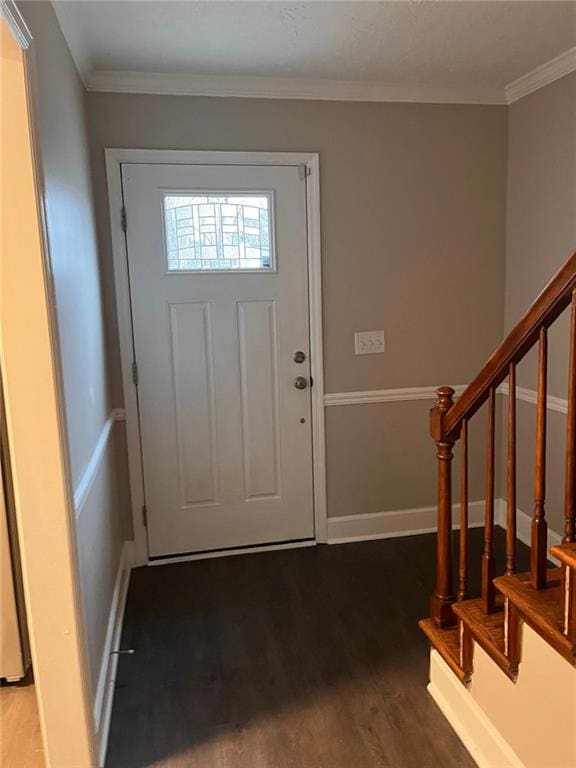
[
  {"x1": 121, "y1": 206, "x2": 127, "y2": 233},
  {"x1": 142, "y1": 504, "x2": 148, "y2": 527},
  {"x1": 298, "y1": 164, "x2": 311, "y2": 181},
  {"x1": 132, "y1": 361, "x2": 139, "y2": 386}
]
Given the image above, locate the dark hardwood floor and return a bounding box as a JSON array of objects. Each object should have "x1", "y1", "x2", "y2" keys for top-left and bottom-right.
[{"x1": 106, "y1": 529, "x2": 528, "y2": 768}]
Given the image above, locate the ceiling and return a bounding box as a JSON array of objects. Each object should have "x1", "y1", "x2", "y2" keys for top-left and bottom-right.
[{"x1": 52, "y1": 1, "x2": 576, "y2": 103}]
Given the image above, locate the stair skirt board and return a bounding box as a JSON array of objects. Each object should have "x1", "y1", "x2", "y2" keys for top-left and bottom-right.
[
  {"x1": 327, "y1": 499, "x2": 563, "y2": 547},
  {"x1": 428, "y1": 650, "x2": 524, "y2": 768}
]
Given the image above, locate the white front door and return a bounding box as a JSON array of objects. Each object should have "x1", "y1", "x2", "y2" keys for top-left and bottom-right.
[{"x1": 122, "y1": 163, "x2": 314, "y2": 557}]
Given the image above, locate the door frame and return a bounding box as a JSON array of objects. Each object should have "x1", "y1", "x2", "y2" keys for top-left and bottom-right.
[{"x1": 105, "y1": 149, "x2": 326, "y2": 565}]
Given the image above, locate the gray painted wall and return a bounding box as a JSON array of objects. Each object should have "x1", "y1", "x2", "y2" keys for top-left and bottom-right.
[
  {"x1": 21, "y1": 2, "x2": 128, "y2": 695},
  {"x1": 86, "y1": 92, "x2": 508, "y2": 518},
  {"x1": 503, "y1": 72, "x2": 576, "y2": 536}
]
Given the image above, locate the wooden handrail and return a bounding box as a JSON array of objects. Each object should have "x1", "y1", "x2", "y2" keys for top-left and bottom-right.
[
  {"x1": 428, "y1": 248, "x2": 576, "y2": 628},
  {"x1": 443, "y1": 250, "x2": 576, "y2": 439}
]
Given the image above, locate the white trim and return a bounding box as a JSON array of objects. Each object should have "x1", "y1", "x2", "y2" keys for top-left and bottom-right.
[
  {"x1": 149, "y1": 539, "x2": 316, "y2": 567},
  {"x1": 306, "y1": 156, "x2": 327, "y2": 543},
  {"x1": 505, "y1": 47, "x2": 576, "y2": 104},
  {"x1": 324, "y1": 384, "x2": 468, "y2": 407},
  {"x1": 428, "y1": 651, "x2": 524, "y2": 768},
  {"x1": 84, "y1": 47, "x2": 576, "y2": 106},
  {"x1": 88, "y1": 70, "x2": 506, "y2": 105},
  {"x1": 107, "y1": 148, "x2": 313, "y2": 167},
  {"x1": 323, "y1": 382, "x2": 569, "y2": 411},
  {"x1": 72, "y1": 409, "x2": 125, "y2": 516},
  {"x1": 327, "y1": 500, "x2": 486, "y2": 544},
  {"x1": 105, "y1": 149, "x2": 326, "y2": 561},
  {"x1": 94, "y1": 541, "x2": 134, "y2": 768},
  {"x1": 105, "y1": 152, "x2": 148, "y2": 566},
  {"x1": 498, "y1": 382, "x2": 568, "y2": 414},
  {"x1": 326, "y1": 497, "x2": 564, "y2": 549},
  {"x1": 0, "y1": 0, "x2": 33, "y2": 49}
]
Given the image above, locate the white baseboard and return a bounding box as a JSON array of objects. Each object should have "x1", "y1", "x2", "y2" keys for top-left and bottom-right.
[
  {"x1": 327, "y1": 500, "x2": 486, "y2": 544},
  {"x1": 428, "y1": 650, "x2": 524, "y2": 768},
  {"x1": 495, "y1": 499, "x2": 562, "y2": 565},
  {"x1": 94, "y1": 540, "x2": 134, "y2": 768},
  {"x1": 327, "y1": 499, "x2": 564, "y2": 551}
]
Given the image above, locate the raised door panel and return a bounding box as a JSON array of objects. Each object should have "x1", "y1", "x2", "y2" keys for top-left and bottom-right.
[
  {"x1": 169, "y1": 302, "x2": 218, "y2": 508},
  {"x1": 237, "y1": 300, "x2": 281, "y2": 501}
]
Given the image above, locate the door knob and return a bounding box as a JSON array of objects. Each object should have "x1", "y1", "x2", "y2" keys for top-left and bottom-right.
[
  {"x1": 293, "y1": 351, "x2": 306, "y2": 363},
  {"x1": 294, "y1": 376, "x2": 308, "y2": 390}
]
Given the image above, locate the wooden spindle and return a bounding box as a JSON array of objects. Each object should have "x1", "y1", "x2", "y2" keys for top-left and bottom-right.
[
  {"x1": 430, "y1": 387, "x2": 457, "y2": 627},
  {"x1": 482, "y1": 386, "x2": 496, "y2": 613},
  {"x1": 564, "y1": 289, "x2": 576, "y2": 544},
  {"x1": 506, "y1": 363, "x2": 517, "y2": 575},
  {"x1": 458, "y1": 419, "x2": 469, "y2": 601},
  {"x1": 531, "y1": 326, "x2": 548, "y2": 590}
]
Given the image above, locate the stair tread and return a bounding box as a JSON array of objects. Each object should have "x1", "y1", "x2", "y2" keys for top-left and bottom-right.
[
  {"x1": 494, "y1": 569, "x2": 576, "y2": 667},
  {"x1": 453, "y1": 596, "x2": 516, "y2": 679},
  {"x1": 418, "y1": 618, "x2": 469, "y2": 684},
  {"x1": 550, "y1": 542, "x2": 576, "y2": 568}
]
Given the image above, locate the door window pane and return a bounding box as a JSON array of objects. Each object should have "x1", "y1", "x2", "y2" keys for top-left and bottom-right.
[{"x1": 163, "y1": 194, "x2": 274, "y2": 271}]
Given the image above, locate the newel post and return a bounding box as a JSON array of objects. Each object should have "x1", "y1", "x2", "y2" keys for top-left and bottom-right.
[{"x1": 430, "y1": 386, "x2": 457, "y2": 627}]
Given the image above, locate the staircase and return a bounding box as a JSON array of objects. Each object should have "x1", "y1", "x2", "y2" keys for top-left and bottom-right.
[{"x1": 420, "y1": 250, "x2": 576, "y2": 685}]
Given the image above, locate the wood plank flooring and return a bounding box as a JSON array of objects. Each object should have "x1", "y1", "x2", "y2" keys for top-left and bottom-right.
[
  {"x1": 106, "y1": 530, "x2": 510, "y2": 768},
  {"x1": 0, "y1": 673, "x2": 44, "y2": 768}
]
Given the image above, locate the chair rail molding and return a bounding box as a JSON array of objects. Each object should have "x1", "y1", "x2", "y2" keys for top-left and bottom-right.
[
  {"x1": 73, "y1": 409, "x2": 125, "y2": 516},
  {"x1": 324, "y1": 385, "x2": 468, "y2": 407},
  {"x1": 498, "y1": 382, "x2": 568, "y2": 414},
  {"x1": 324, "y1": 384, "x2": 569, "y2": 412}
]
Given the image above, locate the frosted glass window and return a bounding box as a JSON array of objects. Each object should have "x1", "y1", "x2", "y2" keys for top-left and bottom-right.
[{"x1": 164, "y1": 194, "x2": 273, "y2": 271}]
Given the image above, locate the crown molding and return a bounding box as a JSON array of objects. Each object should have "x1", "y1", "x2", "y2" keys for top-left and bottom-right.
[
  {"x1": 505, "y1": 46, "x2": 576, "y2": 104},
  {"x1": 86, "y1": 70, "x2": 507, "y2": 105},
  {"x1": 85, "y1": 47, "x2": 576, "y2": 106},
  {"x1": 1, "y1": 0, "x2": 32, "y2": 49}
]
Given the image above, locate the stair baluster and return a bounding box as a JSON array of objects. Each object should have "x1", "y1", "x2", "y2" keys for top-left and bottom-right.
[
  {"x1": 531, "y1": 327, "x2": 548, "y2": 590},
  {"x1": 482, "y1": 386, "x2": 497, "y2": 613},
  {"x1": 564, "y1": 290, "x2": 576, "y2": 544},
  {"x1": 506, "y1": 362, "x2": 517, "y2": 575},
  {"x1": 458, "y1": 419, "x2": 469, "y2": 601}
]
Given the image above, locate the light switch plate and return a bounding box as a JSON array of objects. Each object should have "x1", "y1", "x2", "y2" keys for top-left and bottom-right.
[{"x1": 354, "y1": 330, "x2": 385, "y2": 355}]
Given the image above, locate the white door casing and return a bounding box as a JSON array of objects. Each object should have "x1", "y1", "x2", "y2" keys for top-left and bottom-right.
[{"x1": 121, "y1": 161, "x2": 321, "y2": 557}]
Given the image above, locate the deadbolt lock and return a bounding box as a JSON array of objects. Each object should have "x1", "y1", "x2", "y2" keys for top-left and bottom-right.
[{"x1": 293, "y1": 350, "x2": 306, "y2": 363}]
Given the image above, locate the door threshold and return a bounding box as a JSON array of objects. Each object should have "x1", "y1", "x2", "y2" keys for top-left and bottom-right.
[{"x1": 147, "y1": 538, "x2": 317, "y2": 566}]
